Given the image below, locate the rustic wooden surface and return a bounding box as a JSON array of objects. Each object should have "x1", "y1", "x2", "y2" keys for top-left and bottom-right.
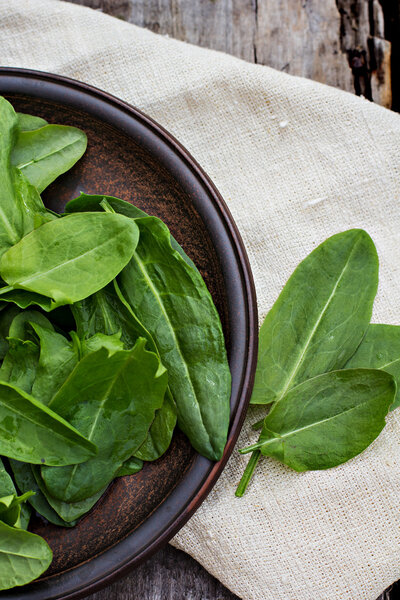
[
  {"x1": 64, "y1": 1, "x2": 400, "y2": 598},
  {"x1": 68, "y1": 0, "x2": 400, "y2": 110}
]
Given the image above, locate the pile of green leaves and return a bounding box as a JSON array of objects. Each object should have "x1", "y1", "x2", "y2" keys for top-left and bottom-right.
[
  {"x1": 0, "y1": 96, "x2": 231, "y2": 590},
  {"x1": 236, "y1": 229, "x2": 399, "y2": 496}
]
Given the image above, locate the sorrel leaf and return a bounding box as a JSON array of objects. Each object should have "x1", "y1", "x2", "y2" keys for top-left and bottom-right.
[
  {"x1": 12, "y1": 125, "x2": 87, "y2": 193},
  {"x1": 0, "y1": 381, "x2": 97, "y2": 465},
  {"x1": 65, "y1": 193, "x2": 197, "y2": 269},
  {"x1": 118, "y1": 216, "x2": 231, "y2": 461},
  {"x1": 0, "y1": 98, "x2": 50, "y2": 257},
  {"x1": 31, "y1": 466, "x2": 105, "y2": 524},
  {"x1": 0, "y1": 521, "x2": 52, "y2": 590},
  {"x1": 17, "y1": 113, "x2": 48, "y2": 132},
  {"x1": 10, "y1": 460, "x2": 75, "y2": 528},
  {"x1": 251, "y1": 229, "x2": 379, "y2": 405},
  {"x1": 41, "y1": 339, "x2": 167, "y2": 502},
  {"x1": 0, "y1": 212, "x2": 140, "y2": 305},
  {"x1": 30, "y1": 323, "x2": 79, "y2": 406},
  {"x1": 241, "y1": 369, "x2": 395, "y2": 471},
  {"x1": 115, "y1": 456, "x2": 143, "y2": 477},
  {"x1": 346, "y1": 324, "x2": 400, "y2": 410}
]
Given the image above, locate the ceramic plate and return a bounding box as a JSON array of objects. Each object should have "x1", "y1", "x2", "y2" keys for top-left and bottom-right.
[{"x1": 0, "y1": 68, "x2": 257, "y2": 600}]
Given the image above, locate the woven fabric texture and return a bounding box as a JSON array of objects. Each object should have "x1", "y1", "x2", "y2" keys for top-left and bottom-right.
[{"x1": 2, "y1": 1, "x2": 400, "y2": 598}]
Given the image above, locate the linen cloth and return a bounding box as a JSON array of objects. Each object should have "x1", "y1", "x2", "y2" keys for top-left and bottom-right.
[{"x1": 2, "y1": 1, "x2": 400, "y2": 598}]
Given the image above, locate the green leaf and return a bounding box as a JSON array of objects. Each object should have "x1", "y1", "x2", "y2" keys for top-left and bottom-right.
[
  {"x1": 10, "y1": 461, "x2": 75, "y2": 527},
  {"x1": 0, "y1": 381, "x2": 97, "y2": 465},
  {"x1": 0, "y1": 492, "x2": 34, "y2": 528},
  {"x1": 134, "y1": 389, "x2": 177, "y2": 462},
  {"x1": 0, "y1": 304, "x2": 20, "y2": 359},
  {"x1": 0, "y1": 458, "x2": 30, "y2": 530},
  {"x1": 114, "y1": 282, "x2": 177, "y2": 461},
  {"x1": 0, "y1": 521, "x2": 52, "y2": 590},
  {"x1": 0, "y1": 288, "x2": 55, "y2": 312},
  {"x1": 74, "y1": 282, "x2": 177, "y2": 462},
  {"x1": 41, "y1": 339, "x2": 168, "y2": 502},
  {"x1": 29, "y1": 323, "x2": 79, "y2": 406},
  {"x1": 251, "y1": 229, "x2": 379, "y2": 405},
  {"x1": 0, "y1": 457, "x2": 16, "y2": 497},
  {"x1": 68, "y1": 198, "x2": 196, "y2": 462},
  {"x1": 0, "y1": 338, "x2": 39, "y2": 394},
  {"x1": 118, "y1": 216, "x2": 231, "y2": 461},
  {"x1": 31, "y1": 465, "x2": 106, "y2": 523},
  {"x1": 65, "y1": 193, "x2": 197, "y2": 269},
  {"x1": 0, "y1": 308, "x2": 55, "y2": 395},
  {"x1": 19, "y1": 502, "x2": 31, "y2": 531},
  {"x1": 11, "y1": 125, "x2": 87, "y2": 193},
  {"x1": 17, "y1": 113, "x2": 48, "y2": 132},
  {"x1": 346, "y1": 324, "x2": 400, "y2": 410},
  {"x1": 115, "y1": 456, "x2": 143, "y2": 477},
  {"x1": 241, "y1": 369, "x2": 395, "y2": 471},
  {"x1": 0, "y1": 212, "x2": 140, "y2": 306},
  {"x1": 8, "y1": 309, "x2": 54, "y2": 340},
  {"x1": 72, "y1": 283, "x2": 143, "y2": 349},
  {"x1": 81, "y1": 331, "x2": 125, "y2": 356},
  {"x1": 0, "y1": 98, "x2": 51, "y2": 257},
  {"x1": 95, "y1": 197, "x2": 228, "y2": 461}
]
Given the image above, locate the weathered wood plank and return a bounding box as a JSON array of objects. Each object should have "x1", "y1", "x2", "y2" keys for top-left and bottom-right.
[
  {"x1": 67, "y1": 0, "x2": 398, "y2": 109},
  {"x1": 254, "y1": 0, "x2": 354, "y2": 90},
  {"x1": 86, "y1": 545, "x2": 239, "y2": 600}
]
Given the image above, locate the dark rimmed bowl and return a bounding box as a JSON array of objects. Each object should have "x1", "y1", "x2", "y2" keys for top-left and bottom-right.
[{"x1": 0, "y1": 68, "x2": 258, "y2": 600}]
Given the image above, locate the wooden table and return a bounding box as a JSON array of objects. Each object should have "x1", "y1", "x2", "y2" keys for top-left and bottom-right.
[{"x1": 65, "y1": 1, "x2": 400, "y2": 598}]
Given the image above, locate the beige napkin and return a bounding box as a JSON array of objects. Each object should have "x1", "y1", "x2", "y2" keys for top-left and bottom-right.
[{"x1": 2, "y1": 1, "x2": 400, "y2": 598}]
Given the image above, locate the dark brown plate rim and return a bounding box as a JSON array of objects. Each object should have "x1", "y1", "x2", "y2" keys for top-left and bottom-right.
[{"x1": 0, "y1": 67, "x2": 258, "y2": 600}]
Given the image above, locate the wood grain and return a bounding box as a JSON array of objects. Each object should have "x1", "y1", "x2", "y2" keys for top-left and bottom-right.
[
  {"x1": 62, "y1": 1, "x2": 400, "y2": 598},
  {"x1": 68, "y1": 0, "x2": 399, "y2": 110},
  {"x1": 86, "y1": 546, "x2": 239, "y2": 600}
]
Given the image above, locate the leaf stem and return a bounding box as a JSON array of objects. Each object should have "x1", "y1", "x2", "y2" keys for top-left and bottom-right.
[
  {"x1": 235, "y1": 449, "x2": 261, "y2": 497},
  {"x1": 238, "y1": 441, "x2": 262, "y2": 454}
]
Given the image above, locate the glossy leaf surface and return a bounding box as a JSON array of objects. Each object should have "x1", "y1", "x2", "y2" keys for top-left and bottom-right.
[
  {"x1": 0, "y1": 382, "x2": 97, "y2": 465},
  {"x1": 0, "y1": 338, "x2": 39, "y2": 394},
  {"x1": 242, "y1": 369, "x2": 395, "y2": 471},
  {"x1": 118, "y1": 216, "x2": 231, "y2": 461},
  {"x1": 31, "y1": 466, "x2": 105, "y2": 524},
  {"x1": 114, "y1": 282, "x2": 177, "y2": 461},
  {"x1": 115, "y1": 456, "x2": 143, "y2": 478},
  {"x1": 65, "y1": 193, "x2": 197, "y2": 269},
  {"x1": 0, "y1": 212, "x2": 140, "y2": 305},
  {"x1": 10, "y1": 460, "x2": 74, "y2": 528},
  {"x1": 42, "y1": 339, "x2": 168, "y2": 501},
  {"x1": 346, "y1": 324, "x2": 400, "y2": 410},
  {"x1": 30, "y1": 323, "x2": 79, "y2": 406},
  {"x1": 0, "y1": 457, "x2": 16, "y2": 496},
  {"x1": 81, "y1": 331, "x2": 125, "y2": 356},
  {"x1": 12, "y1": 125, "x2": 87, "y2": 193},
  {"x1": 0, "y1": 521, "x2": 52, "y2": 590},
  {"x1": 74, "y1": 282, "x2": 177, "y2": 461},
  {"x1": 17, "y1": 113, "x2": 47, "y2": 132},
  {"x1": 0, "y1": 98, "x2": 50, "y2": 257},
  {"x1": 251, "y1": 230, "x2": 379, "y2": 405},
  {"x1": 134, "y1": 390, "x2": 177, "y2": 461},
  {"x1": 0, "y1": 288, "x2": 54, "y2": 312}
]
